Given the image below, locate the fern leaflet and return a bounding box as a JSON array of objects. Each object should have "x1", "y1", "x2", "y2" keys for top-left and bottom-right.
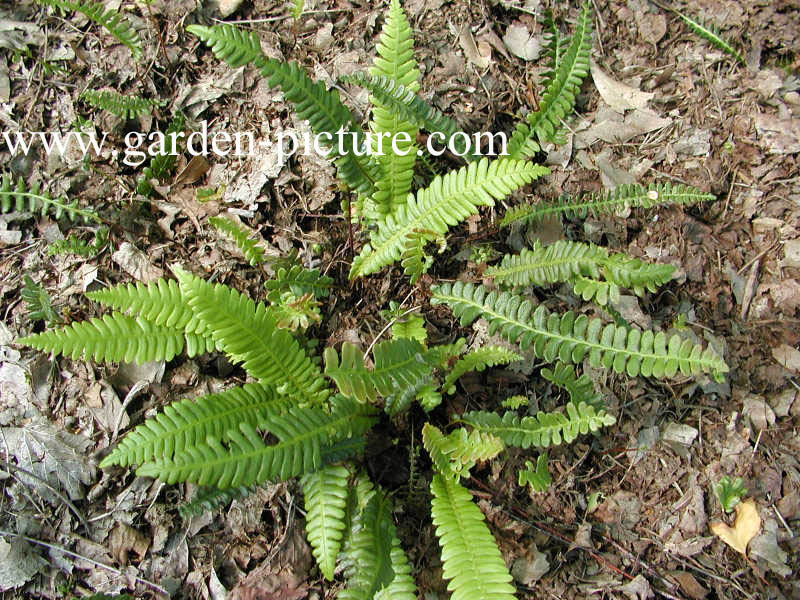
[
  {"x1": 188, "y1": 24, "x2": 378, "y2": 196},
  {"x1": 136, "y1": 395, "x2": 376, "y2": 488},
  {"x1": 541, "y1": 361, "x2": 602, "y2": 410},
  {"x1": 266, "y1": 263, "x2": 333, "y2": 298},
  {"x1": 518, "y1": 454, "x2": 551, "y2": 492},
  {"x1": 324, "y1": 339, "x2": 433, "y2": 404},
  {"x1": 430, "y1": 474, "x2": 516, "y2": 600},
  {"x1": 678, "y1": 12, "x2": 745, "y2": 64},
  {"x1": 17, "y1": 312, "x2": 204, "y2": 363},
  {"x1": 22, "y1": 276, "x2": 59, "y2": 324},
  {"x1": 174, "y1": 267, "x2": 330, "y2": 404},
  {"x1": 100, "y1": 382, "x2": 282, "y2": 468}
]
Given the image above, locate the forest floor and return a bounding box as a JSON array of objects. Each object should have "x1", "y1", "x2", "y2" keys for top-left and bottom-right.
[{"x1": 0, "y1": 0, "x2": 799, "y2": 598}]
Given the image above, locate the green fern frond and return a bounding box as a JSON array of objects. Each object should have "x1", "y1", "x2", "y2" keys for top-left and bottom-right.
[
  {"x1": 442, "y1": 346, "x2": 522, "y2": 395},
  {"x1": 501, "y1": 395, "x2": 529, "y2": 409},
  {"x1": 209, "y1": 216, "x2": 267, "y2": 266},
  {"x1": 541, "y1": 11, "x2": 570, "y2": 83},
  {"x1": 302, "y1": 464, "x2": 350, "y2": 580},
  {"x1": 486, "y1": 240, "x2": 607, "y2": 288},
  {"x1": 266, "y1": 264, "x2": 333, "y2": 299},
  {"x1": 87, "y1": 277, "x2": 209, "y2": 337},
  {"x1": 188, "y1": 24, "x2": 378, "y2": 196},
  {"x1": 400, "y1": 228, "x2": 446, "y2": 284},
  {"x1": 678, "y1": 12, "x2": 745, "y2": 64},
  {"x1": 366, "y1": 0, "x2": 420, "y2": 215},
  {"x1": 37, "y1": 0, "x2": 142, "y2": 60},
  {"x1": 0, "y1": 173, "x2": 98, "y2": 222},
  {"x1": 174, "y1": 267, "x2": 330, "y2": 404},
  {"x1": 22, "y1": 276, "x2": 59, "y2": 324},
  {"x1": 186, "y1": 23, "x2": 263, "y2": 68},
  {"x1": 80, "y1": 89, "x2": 160, "y2": 119},
  {"x1": 518, "y1": 454, "x2": 551, "y2": 492},
  {"x1": 178, "y1": 484, "x2": 256, "y2": 518},
  {"x1": 100, "y1": 382, "x2": 282, "y2": 468},
  {"x1": 430, "y1": 474, "x2": 517, "y2": 600},
  {"x1": 345, "y1": 72, "x2": 476, "y2": 160},
  {"x1": 432, "y1": 282, "x2": 729, "y2": 380},
  {"x1": 500, "y1": 183, "x2": 715, "y2": 226},
  {"x1": 572, "y1": 275, "x2": 620, "y2": 306},
  {"x1": 375, "y1": 530, "x2": 418, "y2": 600},
  {"x1": 350, "y1": 158, "x2": 549, "y2": 278},
  {"x1": 541, "y1": 361, "x2": 602, "y2": 410},
  {"x1": 487, "y1": 240, "x2": 675, "y2": 298},
  {"x1": 17, "y1": 312, "x2": 194, "y2": 363},
  {"x1": 507, "y1": 2, "x2": 593, "y2": 159},
  {"x1": 136, "y1": 395, "x2": 376, "y2": 488},
  {"x1": 338, "y1": 482, "x2": 396, "y2": 600},
  {"x1": 323, "y1": 339, "x2": 433, "y2": 404},
  {"x1": 462, "y1": 403, "x2": 615, "y2": 449},
  {"x1": 47, "y1": 233, "x2": 99, "y2": 257},
  {"x1": 137, "y1": 113, "x2": 186, "y2": 195},
  {"x1": 423, "y1": 424, "x2": 504, "y2": 480}
]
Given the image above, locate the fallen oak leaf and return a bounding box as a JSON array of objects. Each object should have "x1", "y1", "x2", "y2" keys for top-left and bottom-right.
[{"x1": 709, "y1": 498, "x2": 760, "y2": 556}]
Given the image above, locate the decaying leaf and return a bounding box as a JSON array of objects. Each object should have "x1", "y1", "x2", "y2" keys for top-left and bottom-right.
[
  {"x1": 590, "y1": 61, "x2": 654, "y2": 112},
  {"x1": 710, "y1": 498, "x2": 760, "y2": 556},
  {"x1": 772, "y1": 344, "x2": 800, "y2": 372}
]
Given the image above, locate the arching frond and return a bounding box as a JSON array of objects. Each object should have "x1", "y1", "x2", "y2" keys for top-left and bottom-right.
[
  {"x1": 80, "y1": 89, "x2": 160, "y2": 119},
  {"x1": 338, "y1": 485, "x2": 396, "y2": 600},
  {"x1": 507, "y1": 2, "x2": 593, "y2": 159},
  {"x1": 0, "y1": 173, "x2": 98, "y2": 222},
  {"x1": 430, "y1": 475, "x2": 516, "y2": 600},
  {"x1": 350, "y1": 158, "x2": 549, "y2": 278},
  {"x1": 485, "y1": 240, "x2": 607, "y2": 288},
  {"x1": 100, "y1": 383, "x2": 282, "y2": 468},
  {"x1": 136, "y1": 396, "x2": 376, "y2": 488},
  {"x1": 678, "y1": 12, "x2": 745, "y2": 64},
  {"x1": 188, "y1": 24, "x2": 378, "y2": 196},
  {"x1": 18, "y1": 312, "x2": 193, "y2": 363},
  {"x1": 266, "y1": 263, "x2": 333, "y2": 299},
  {"x1": 431, "y1": 282, "x2": 729, "y2": 381},
  {"x1": 500, "y1": 183, "x2": 715, "y2": 226},
  {"x1": 175, "y1": 267, "x2": 330, "y2": 404},
  {"x1": 462, "y1": 403, "x2": 616, "y2": 448}
]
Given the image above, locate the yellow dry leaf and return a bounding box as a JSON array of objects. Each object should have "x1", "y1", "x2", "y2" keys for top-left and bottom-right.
[{"x1": 710, "y1": 499, "x2": 761, "y2": 556}]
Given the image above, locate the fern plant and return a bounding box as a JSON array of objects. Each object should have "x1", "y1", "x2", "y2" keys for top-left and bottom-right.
[
  {"x1": 1, "y1": 173, "x2": 98, "y2": 222},
  {"x1": 16, "y1": 1, "x2": 733, "y2": 598}
]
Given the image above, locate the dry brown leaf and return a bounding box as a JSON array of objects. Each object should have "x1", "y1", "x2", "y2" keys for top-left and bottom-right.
[
  {"x1": 772, "y1": 344, "x2": 800, "y2": 372},
  {"x1": 709, "y1": 499, "x2": 760, "y2": 556},
  {"x1": 590, "y1": 61, "x2": 653, "y2": 113}
]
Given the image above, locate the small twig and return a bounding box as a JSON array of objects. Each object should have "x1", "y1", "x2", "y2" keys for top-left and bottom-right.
[
  {"x1": 0, "y1": 530, "x2": 169, "y2": 596},
  {"x1": 0, "y1": 459, "x2": 89, "y2": 531}
]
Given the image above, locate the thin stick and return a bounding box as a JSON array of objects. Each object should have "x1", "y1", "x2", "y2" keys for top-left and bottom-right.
[
  {"x1": 0, "y1": 530, "x2": 168, "y2": 596},
  {"x1": 0, "y1": 460, "x2": 89, "y2": 531},
  {"x1": 365, "y1": 306, "x2": 421, "y2": 357}
]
